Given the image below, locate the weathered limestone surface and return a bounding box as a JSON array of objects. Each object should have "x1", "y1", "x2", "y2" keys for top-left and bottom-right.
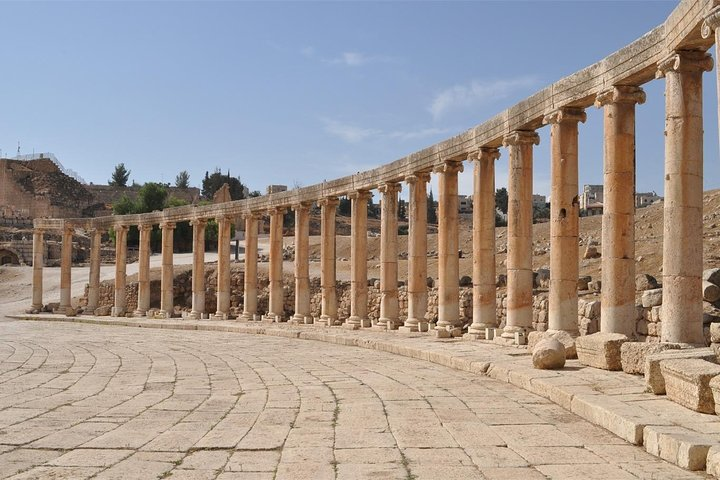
[
  {"x1": 401, "y1": 173, "x2": 429, "y2": 333},
  {"x1": 527, "y1": 330, "x2": 577, "y2": 359},
  {"x1": 159, "y1": 222, "x2": 175, "y2": 318},
  {"x1": 292, "y1": 203, "x2": 311, "y2": 323},
  {"x1": 58, "y1": 226, "x2": 73, "y2": 312},
  {"x1": 112, "y1": 225, "x2": 128, "y2": 317},
  {"x1": 86, "y1": 228, "x2": 102, "y2": 313},
  {"x1": 660, "y1": 358, "x2": 720, "y2": 413},
  {"x1": 318, "y1": 197, "x2": 339, "y2": 326},
  {"x1": 435, "y1": 161, "x2": 462, "y2": 332},
  {"x1": 575, "y1": 332, "x2": 628, "y2": 371},
  {"x1": 377, "y1": 182, "x2": 401, "y2": 330},
  {"x1": 645, "y1": 348, "x2": 717, "y2": 395},
  {"x1": 620, "y1": 342, "x2": 682, "y2": 375},
  {"x1": 532, "y1": 338, "x2": 566, "y2": 370}
]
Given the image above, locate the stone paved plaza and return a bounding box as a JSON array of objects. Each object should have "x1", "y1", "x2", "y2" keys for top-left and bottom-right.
[{"x1": 0, "y1": 319, "x2": 708, "y2": 479}]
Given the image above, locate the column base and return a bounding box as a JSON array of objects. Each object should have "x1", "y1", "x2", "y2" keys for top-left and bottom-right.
[
  {"x1": 398, "y1": 322, "x2": 428, "y2": 335},
  {"x1": 187, "y1": 311, "x2": 207, "y2": 320},
  {"x1": 27, "y1": 304, "x2": 43, "y2": 314},
  {"x1": 303, "y1": 316, "x2": 314, "y2": 325},
  {"x1": 343, "y1": 323, "x2": 360, "y2": 330},
  {"x1": 238, "y1": 312, "x2": 259, "y2": 322},
  {"x1": 316, "y1": 315, "x2": 336, "y2": 326},
  {"x1": 110, "y1": 307, "x2": 126, "y2": 317},
  {"x1": 465, "y1": 323, "x2": 497, "y2": 340},
  {"x1": 290, "y1": 313, "x2": 309, "y2": 324},
  {"x1": 155, "y1": 310, "x2": 173, "y2": 319},
  {"x1": 133, "y1": 309, "x2": 147, "y2": 318},
  {"x1": 433, "y1": 326, "x2": 463, "y2": 338},
  {"x1": 212, "y1": 312, "x2": 229, "y2": 320}
]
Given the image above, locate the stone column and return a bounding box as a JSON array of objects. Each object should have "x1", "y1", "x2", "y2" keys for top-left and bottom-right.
[
  {"x1": 30, "y1": 228, "x2": 44, "y2": 312},
  {"x1": 346, "y1": 190, "x2": 371, "y2": 329},
  {"x1": 317, "y1": 196, "x2": 339, "y2": 326},
  {"x1": 595, "y1": 86, "x2": 646, "y2": 336},
  {"x1": 86, "y1": 228, "x2": 103, "y2": 313},
  {"x1": 214, "y1": 216, "x2": 232, "y2": 319},
  {"x1": 189, "y1": 218, "x2": 207, "y2": 320},
  {"x1": 702, "y1": 10, "x2": 720, "y2": 153},
  {"x1": 657, "y1": 51, "x2": 713, "y2": 344},
  {"x1": 466, "y1": 148, "x2": 501, "y2": 339},
  {"x1": 502, "y1": 131, "x2": 539, "y2": 341},
  {"x1": 376, "y1": 182, "x2": 402, "y2": 330},
  {"x1": 266, "y1": 207, "x2": 286, "y2": 322},
  {"x1": 134, "y1": 224, "x2": 153, "y2": 317},
  {"x1": 240, "y1": 213, "x2": 260, "y2": 321},
  {"x1": 159, "y1": 222, "x2": 175, "y2": 318},
  {"x1": 113, "y1": 224, "x2": 128, "y2": 317},
  {"x1": 544, "y1": 107, "x2": 586, "y2": 335},
  {"x1": 434, "y1": 159, "x2": 463, "y2": 335},
  {"x1": 292, "y1": 202, "x2": 312, "y2": 324},
  {"x1": 58, "y1": 226, "x2": 73, "y2": 313},
  {"x1": 400, "y1": 172, "x2": 431, "y2": 333}
]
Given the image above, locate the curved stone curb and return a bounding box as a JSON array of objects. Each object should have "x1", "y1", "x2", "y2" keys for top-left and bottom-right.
[{"x1": 6, "y1": 313, "x2": 720, "y2": 477}]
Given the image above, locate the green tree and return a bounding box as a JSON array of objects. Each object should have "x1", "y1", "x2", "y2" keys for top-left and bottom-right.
[
  {"x1": 137, "y1": 182, "x2": 168, "y2": 213},
  {"x1": 427, "y1": 189, "x2": 437, "y2": 224},
  {"x1": 338, "y1": 197, "x2": 351, "y2": 216},
  {"x1": 201, "y1": 168, "x2": 247, "y2": 200},
  {"x1": 249, "y1": 190, "x2": 261, "y2": 198},
  {"x1": 109, "y1": 163, "x2": 131, "y2": 187},
  {"x1": 112, "y1": 194, "x2": 137, "y2": 215},
  {"x1": 495, "y1": 187, "x2": 509, "y2": 215},
  {"x1": 175, "y1": 170, "x2": 190, "y2": 189}
]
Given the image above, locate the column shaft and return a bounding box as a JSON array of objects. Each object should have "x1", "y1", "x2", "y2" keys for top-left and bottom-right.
[
  {"x1": 318, "y1": 197, "x2": 339, "y2": 325},
  {"x1": 596, "y1": 86, "x2": 645, "y2": 336},
  {"x1": 59, "y1": 226, "x2": 73, "y2": 312},
  {"x1": 267, "y1": 208, "x2": 286, "y2": 321},
  {"x1": 346, "y1": 191, "x2": 370, "y2": 328},
  {"x1": 113, "y1": 225, "x2": 128, "y2": 317},
  {"x1": 658, "y1": 51, "x2": 713, "y2": 344},
  {"x1": 214, "y1": 217, "x2": 232, "y2": 319},
  {"x1": 241, "y1": 214, "x2": 259, "y2": 321},
  {"x1": 377, "y1": 182, "x2": 402, "y2": 330},
  {"x1": 292, "y1": 203, "x2": 311, "y2": 323},
  {"x1": 435, "y1": 160, "x2": 463, "y2": 330},
  {"x1": 30, "y1": 229, "x2": 44, "y2": 311},
  {"x1": 403, "y1": 173, "x2": 430, "y2": 331},
  {"x1": 190, "y1": 219, "x2": 207, "y2": 319},
  {"x1": 545, "y1": 108, "x2": 586, "y2": 334},
  {"x1": 86, "y1": 228, "x2": 103, "y2": 313},
  {"x1": 502, "y1": 131, "x2": 539, "y2": 340},
  {"x1": 160, "y1": 222, "x2": 175, "y2": 317},
  {"x1": 134, "y1": 224, "x2": 152, "y2": 316},
  {"x1": 468, "y1": 148, "x2": 500, "y2": 337}
]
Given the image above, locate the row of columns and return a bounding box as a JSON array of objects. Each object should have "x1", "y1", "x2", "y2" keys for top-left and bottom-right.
[{"x1": 31, "y1": 47, "x2": 714, "y2": 346}]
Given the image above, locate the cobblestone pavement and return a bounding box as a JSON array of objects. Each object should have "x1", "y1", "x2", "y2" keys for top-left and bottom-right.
[{"x1": 0, "y1": 320, "x2": 707, "y2": 480}]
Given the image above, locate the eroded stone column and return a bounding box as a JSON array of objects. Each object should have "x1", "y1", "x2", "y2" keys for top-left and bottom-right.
[
  {"x1": 159, "y1": 222, "x2": 175, "y2": 318},
  {"x1": 214, "y1": 216, "x2": 232, "y2": 319},
  {"x1": 596, "y1": 86, "x2": 646, "y2": 336},
  {"x1": 267, "y1": 207, "x2": 286, "y2": 322},
  {"x1": 58, "y1": 226, "x2": 73, "y2": 313},
  {"x1": 400, "y1": 172, "x2": 430, "y2": 333},
  {"x1": 30, "y1": 228, "x2": 44, "y2": 312},
  {"x1": 376, "y1": 182, "x2": 402, "y2": 330},
  {"x1": 240, "y1": 213, "x2": 260, "y2": 321},
  {"x1": 544, "y1": 107, "x2": 586, "y2": 335},
  {"x1": 86, "y1": 228, "x2": 103, "y2": 313},
  {"x1": 346, "y1": 190, "x2": 371, "y2": 329},
  {"x1": 467, "y1": 148, "x2": 501, "y2": 339},
  {"x1": 189, "y1": 218, "x2": 207, "y2": 320},
  {"x1": 502, "y1": 131, "x2": 539, "y2": 341},
  {"x1": 292, "y1": 202, "x2": 312, "y2": 324},
  {"x1": 435, "y1": 159, "x2": 463, "y2": 334},
  {"x1": 657, "y1": 51, "x2": 713, "y2": 344},
  {"x1": 317, "y1": 196, "x2": 339, "y2": 326},
  {"x1": 134, "y1": 224, "x2": 153, "y2": 317},
  {"x1": 113, "y1": 224, "x2": 128, "y2": 317}
]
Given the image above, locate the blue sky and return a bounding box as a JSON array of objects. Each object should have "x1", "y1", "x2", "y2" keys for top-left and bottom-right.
[{"x1": 1, "y1": 0, "x2": 716, "y2": 199}]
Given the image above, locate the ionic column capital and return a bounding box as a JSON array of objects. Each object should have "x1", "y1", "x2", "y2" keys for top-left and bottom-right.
[
  {"x1": 594, "y1": 85, "x2": 646, "y2": 108},
  {"x1": 62, "y1": 225, "x2": 75, "y2": 235},
  {"x1": 471, "y1": 147, "x2": 501, "y2": 163},
  {"x1": 317, "y1": 196, "x2": 340, "y2": 208},
  {"x1": 502, "y1": 130, "x2": 540, "y2": 147},
  {"x1": 432, "y1": 159, "x2": 463, "y2": 175},
  {"x1": 656, "y1": 50, "x2": 713, "y2": 78},
  {"x1": 542, "y1": 106, "x2": 587, "y2": 125},
  {"x1": 243, "y1": 211, "x2": 263, "y2": 221},
  {"x1": 190, "y1": 218, "x2": 208, "y2": 227},
  {"x1": 405, "y1": 171, "x2": 431, "y2": 184},
  {"x1": 115, "y1": 224, "x2": 129, "y2": 232},
  {"x1": 347, "y1": 189, "x2": 372, "y2": 201},
  {"x1": 702, "y1": 7, "x2": 720, "y2": 38},
  {"x1": 378, "y1": 182, "x2": 402, "y2": 195},
  {"x1": 267, "y1": 206, "x2": 287, "y2": 216},
  {"x1": 291, "y1": 201, "x2": 312, "y2": 212},
  {"x1": 89, "y1": 227, "x2": 106, "y2": 235},
  {"x1": 160, "y1": 221, "x2": 176, "y2": 230},
  {"x1": 138, "y1": 223, "x2": 153, "y2": 232}
]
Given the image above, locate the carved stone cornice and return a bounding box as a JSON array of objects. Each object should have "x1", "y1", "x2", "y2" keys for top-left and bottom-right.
[
  {"x1": 702, "y1": 7, "x2": 720, "y2": 38},
  {"x1": 347, "y1": 190, "x2": 372, "y2": 201},
  {"x1": 378, "y1": 182, "x2": 402, "y2": 195},
  {"x1": 502, "y1": 130, "x2": 540, "y2": 147},
  {"x1": 542, "y1": 107, "x2": 587, "y2": 125},
  {"x1": 267, "y1": 206, "x2": 287, "y2": 216},
  {"x1": 656, "y1": 50, "x2": 713, "y2": 78},
  {"x1": 594, "y1": 85, "x2": 646, "y2": 108},
  {"x1": 317, "y1": 196, "x2": 340, "y2": 208},
  {"x1": 432, "y1": 160, "x2": 464, "y2": 175},
  {"x1": 405, "y1": 171, "x2": 431, "y2": 185},
  {"x1": 471, "y1": 147, "x2": 501, "y2": 163},
  {"x1": 160, "y1": 222, "x2": 176, "y2": 230}
]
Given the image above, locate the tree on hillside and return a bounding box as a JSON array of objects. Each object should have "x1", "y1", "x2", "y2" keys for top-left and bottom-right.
[
  {"x1": 201, "y1": 169, "x2": 247, "y2": 200},
  {"x1": 338, "y1": 197, "x2": 351, "y2": 216},
  {"x1": 175, "y1": 170, "x2": 190, "y2": 189},
  {"x1": 109, "y1": 163, "x2": 131, "y2": 187},
  {"x1": 137, "y1": 182, "x2": 168, "y2": 213},
  {"x1": 427, "y1": 189, "x2": 437, "y2": 224},
  {"x1": 112, "y1": 194, "x2": 136, "y2": 215},
  {"x1": 496, "y1": 187, "x2": 508, "y2": 215}
]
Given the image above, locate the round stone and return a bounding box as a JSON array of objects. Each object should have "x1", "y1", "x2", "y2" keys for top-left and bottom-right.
[{"x1": 532, "y1": 338, "x2": 566, "y2": 370}]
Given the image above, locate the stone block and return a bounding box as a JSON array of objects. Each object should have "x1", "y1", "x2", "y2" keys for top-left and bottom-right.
[
  {"x1": 527, "y1": 330, "x2": 576, "y2": 359},
  {"x1": 584, "y1": 301, "x2": 601, "y2": 320},
  {"x1": 707, "y1": 445, "x2": 720, "y2": 478},
  {"x1": 703, "y1": 281, "x2": 720, "y2": 303},
  {"x1": 636, "y1": 273, "x2": 659, "y2": 291},
  {"x1": 660, "y1": 359, "x2": 720, "y2": 413},
  {"x1": 644, "y1": 348, "x2": 717, "y2": 395},
  {"x1": 575, "y1": 332, "x2": 628, "y2": 371},
  {"x1": 620, "y1": 342, "x2": 682, "y2": 375},
  {"x1": 643, "y1": 425, "x2": 719, "y2": 471},
  {"x1": 641, "y1": 288, "x2": 663, "y2": 308},
  {"x1": 94, "y1": 305, "x2": 111, "y2": 316},
  {"x1": 711, "y1": 323, "x2": 720, "y2": 344},
  {"x1": 704, "y1": 268, "x2": 720, "y2": 287},
  {"x1": 577, "y1": 276, "x2": 592, "y2": 290},
  {"x1": 532, "y1": 338, "x2": 565, "y2": 370}
]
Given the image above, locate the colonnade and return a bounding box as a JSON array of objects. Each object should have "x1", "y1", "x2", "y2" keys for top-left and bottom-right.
[{"x1": 29, "y1": 3, "x2": 720, "y2": 346}]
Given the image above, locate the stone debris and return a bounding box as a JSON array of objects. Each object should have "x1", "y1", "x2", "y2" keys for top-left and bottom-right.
[
  {"x1": 575, "y1": 332, "x2": 628, "y2": 371},
  {"x1": 532, "y1": 338, "x2": 566, "y2": 369},
  {"x1": 641, "y1": 288, "x2": 663, "y2": 308},
  {"x1": 620, "y1": 342, "x2": 682, "y2": 375},
  {"x1": 660, "y1": 358, "x2": 720, "y2": 414},
  {"x1": 636, "y1": 273, "x2": 659, "y2": 291},
  {"x1": 645, "y1": 348, "x2": 717, "y2": 395}
]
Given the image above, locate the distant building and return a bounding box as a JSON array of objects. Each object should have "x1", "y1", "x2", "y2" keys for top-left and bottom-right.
[
  {"x1": 458, "y1": 195, "x2": 473, "y2": 214},
  {"x1": 580, "y1": 184, "x2": 603, "y2": 211},
  {"x1": 532, "y1": 194, "x2": 547, "y2": 207},
  {"x1": 266, "y1": 184, "x2": 287, "y2": 195},
  {"x1": 636, "y1": 191, "x2": 662, "y2": 208}
]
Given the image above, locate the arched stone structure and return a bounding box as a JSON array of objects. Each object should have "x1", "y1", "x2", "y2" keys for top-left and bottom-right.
[{"x1": 0, "y1": 248, "x2": 20, "y2": 265}]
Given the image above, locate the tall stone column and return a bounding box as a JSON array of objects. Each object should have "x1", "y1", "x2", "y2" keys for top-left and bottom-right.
[
  {"x1": 346, "y1": 190, "x2": 371, "y2": 329},
  {"x1": 596, "y1": 86, "x2": 646, "y2": 336},
  {"x1": 86, "y1": 228, "x2": 103, "y2": 313},
  {"x1": 30, "y1": 228, "x2": 44, "y2": 312},
  {"x1": 544, "y1": 107, "x2": 586, "y2": 335},
  {"x1": 134, "y1": 224, "x2": 153, "y2": 317},
  {"x1": 702, "y1": 10, "x2": 720, "y2": 153},
  {"x1": 657, "y1": 51, "x2": 713, "y2": 344},
  {"x1": 376, "y1": 182, "x2": 402, "y2": 330},
  {"x1": 113, "y1": 224, "x2": 128, "y2": 317},
  {"x1": 189, "y1": 218, "x2": 207, "y2": 320},
  {"x1": 435, "y1": 159, "x2": 463, "y2": 334},
  {"x1": 317, "y1": 196, "x2": 339, "y2": 326},
  {"x1": 58, "y1": 226, "x2": 73, "y2": 313},
  {"x1": 214, "y1": 216, "x2": 232, "y2": 319},
  {"x1": 502, "y1": 131, "x2": 539, "y2": 341},
  {"x1": 467, "y1": 148, "x2": 501, "y2": 339},
  {"x1": 292, "y1": 202, "x2": 312, "y2": 324},
  {"x1": 159, "y1": 222, "x2": 176, "y2": 318},
  {"x1": 400, "y1": 172, "x2": 430, "y2": 333},
  {"x1": 267, "y1": 207, "x2": 286, "y2": 322},
  {"x1": 240, "y1": 213, "x2": 260, "y2": 321}
]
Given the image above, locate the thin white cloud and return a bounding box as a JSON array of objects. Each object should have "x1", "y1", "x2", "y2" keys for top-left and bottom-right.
[
  {"x1": 429, "y1": 76, "x2": 538, "y2": 120},
  {"x1": 322, "y1": 119, "x2": 450, "y2": 144},
  {"x1": 385, "y1": 127, "x2": 451, "y2": 141},
  {"x1": 301, "y1": 47, "x2": 394, "y2": 67}
]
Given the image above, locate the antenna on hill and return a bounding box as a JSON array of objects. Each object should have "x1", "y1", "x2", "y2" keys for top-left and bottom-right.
[{"x1": 17, "y1": 142, "x2": 20, "y2": 156}]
